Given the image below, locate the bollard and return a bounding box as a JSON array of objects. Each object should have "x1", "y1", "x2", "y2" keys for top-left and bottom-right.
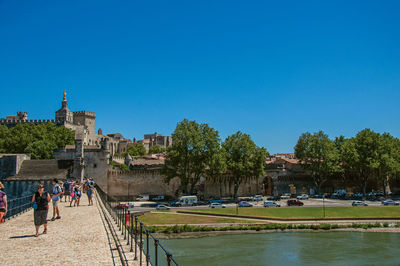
[
  {"x1": 140, "y1": 223, "x2": 143, "y2": 266},
  {"x1": 127, "y1": 211, "x2": 130, "y2": 245},
  {"x1": 134, "y1": 217, "x2": 138, "y2": 260},
  {"x1": 122, "y1": 208, "x2": 125, "y2": 236},
  {"x1": 154, "y1": 239, "x2": 158, "y2": 266},
  {"x1": 146, "y1": 230, "x2": 149, "y2": 266}
]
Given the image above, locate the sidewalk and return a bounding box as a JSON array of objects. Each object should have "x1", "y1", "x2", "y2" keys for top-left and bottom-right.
[{"x1": 0, "y1": 195, "x2": 113, "y2": 265}]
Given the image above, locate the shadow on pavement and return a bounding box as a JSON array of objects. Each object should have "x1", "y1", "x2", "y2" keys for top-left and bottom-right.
[{"x1": 9, "y1": 234, "x2": 35, "y2": 239}]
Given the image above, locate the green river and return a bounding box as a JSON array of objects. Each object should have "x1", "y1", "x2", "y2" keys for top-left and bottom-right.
[{"x1": 161, "y1": 232, "x2": 400, "y2": 266}]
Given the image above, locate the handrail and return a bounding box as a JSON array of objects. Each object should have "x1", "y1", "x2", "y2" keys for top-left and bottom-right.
[
  {"x1": 96, "y1": 185, "x2": 179, "y2": 266},
  {"x1": 5, "y1": 194, "x2": 34, "y2": 220}
]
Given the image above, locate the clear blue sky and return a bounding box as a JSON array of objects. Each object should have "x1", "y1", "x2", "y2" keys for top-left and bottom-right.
[{"x1": 0, "y1": 0, "x2": 399, "y2": 154}]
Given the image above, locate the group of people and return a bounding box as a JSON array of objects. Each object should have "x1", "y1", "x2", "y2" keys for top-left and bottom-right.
[{"x1": 31, "y1": 177, "x2": 96, "y2": 237}]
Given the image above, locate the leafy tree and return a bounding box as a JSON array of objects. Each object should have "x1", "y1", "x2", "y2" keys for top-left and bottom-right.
[
  {"x1": 0, "y1": 123, "x2": 74, "y2": 159},
  {"x1": 352, "y1": 129, "x2": 381, "y2": 195},
  {"x1": 222, "y1": 131, "x2": 268, "y2": 200},
  {"x1": 126, "y1": 143, "x2": 146, "y2": 157},
  {"x1": 163, "y1": 119, "x2": 221, "y2": 195},
  {"x1": 24, "y1": 140, "x2": 57, "y2": 159},
  {"x1": 148, "y1": 145, "x2": 167, "y2": 154},
  {"x1": 376, "y1": 133, "x2": 400, "y2": 195},
  {"x1": 295, "y1": 131, "x2": 341, "y2": 194}
]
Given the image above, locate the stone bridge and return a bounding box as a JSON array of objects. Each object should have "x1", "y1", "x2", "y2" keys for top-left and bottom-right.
[{"x1": 1, "y1": 194, "x2": 145, "y2": 265}]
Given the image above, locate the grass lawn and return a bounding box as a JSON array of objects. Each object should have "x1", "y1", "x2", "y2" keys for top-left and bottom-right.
[
  {"x1": 187, "y1": 206, "x2": 400, "y2": 219},
  {"x1": 139, "y1": 212, "x2": 258, "y2": 225}
]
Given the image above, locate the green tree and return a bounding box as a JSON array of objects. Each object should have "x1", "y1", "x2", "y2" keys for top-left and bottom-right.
[
  {"x1": 148, "y1": 145, "x2": 167, "y2": 154},
  {"x1": 0, "y1": 123, "x2": 74, "y2": 159},
  {"x1": 295, "y1": 131, "x2": 341, "y2": 194},
  {"x1": 24, "y1": 140, "x2": 57, "y2": 159},
  {"x1": 163, "y1": 119, "x2": 221, "y2": 195},
  {"x1": 376, "y1": 133, "x2": 400, "y2": 195},
  {"x1": 352, "y1": 129, "x2": 381, "y2": 195},
  {"x1": 222, "y1": 131, "x2": 268, "y2": 200},
  {"x1": 126, "y1": 143, "x2": 147, "y2": 157}
]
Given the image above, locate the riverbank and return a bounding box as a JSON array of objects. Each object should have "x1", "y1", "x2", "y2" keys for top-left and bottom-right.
[
  {"x1": 155, "y1": 227, "x2": 400, "y2": 239},
  {"x1": 147, "y1": 222, "x2": 400, "y2": 237}
]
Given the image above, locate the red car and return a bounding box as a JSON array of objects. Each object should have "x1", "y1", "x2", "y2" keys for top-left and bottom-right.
[
  {"x1": 114, "y1": 203, "x2": 129, "y2": 209},
  {"x1": 287, "y1": 199, "x2": 304, "y2": 206}
]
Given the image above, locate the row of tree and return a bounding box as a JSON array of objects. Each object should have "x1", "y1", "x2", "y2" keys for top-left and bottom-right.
[
  {"x1": 0, "y1": 123, "x2": 75, "y2": 159},
  {"x1": 163, "y1": 119, "x2": 268, "y2": 199},
  {"x1": 295, "y1": 129, "x2": 400, "y2": 195}
]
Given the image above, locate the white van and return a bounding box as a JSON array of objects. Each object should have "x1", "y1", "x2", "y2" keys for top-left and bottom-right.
[
  {"x1": 179, "y1": 196, "x2": 198, "y2": 206},
  {"x1": 264, "y1": 201, "x2": 280, "y2": 207}
]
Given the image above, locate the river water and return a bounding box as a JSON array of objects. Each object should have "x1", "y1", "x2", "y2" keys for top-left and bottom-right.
[{"x1": 162, "y1": 232, "x2": 400, "y2": 266}]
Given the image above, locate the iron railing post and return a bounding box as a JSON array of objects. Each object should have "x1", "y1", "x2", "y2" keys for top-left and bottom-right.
[
  {"x1": 154, "y1": 239, "x2": 158, "y2": 266},
  {"x1": 146, "y1": 230, "x2": 149, "y2": 266}
]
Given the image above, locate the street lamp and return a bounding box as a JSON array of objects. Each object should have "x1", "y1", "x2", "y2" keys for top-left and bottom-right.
[{"x1": 322, "y1": 194, "x2": 326, "y2": 218}]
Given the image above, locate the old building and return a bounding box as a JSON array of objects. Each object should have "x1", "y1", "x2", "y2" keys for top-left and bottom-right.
[{"x1": 137, "y1": 132, "x2": 172, "y2": 152}]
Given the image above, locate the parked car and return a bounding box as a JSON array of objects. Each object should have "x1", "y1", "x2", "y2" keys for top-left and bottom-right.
[
  {"x1": 297, "y1": 194, "x2": 309, "y2": 200},
  {"x1": 114, "y1": 203, "x2": 129, "y2": 209},
  {"x1": 264, "y1": 201, "x2": 280, "y2": 207},
  {"x1": 252, "y1": 195, "x2": 263, "y2": 201},
  {"x1": 153, "y1": 195, "x2": 165, "y2": 201},
  {"x1": 209, "y1": 203, "x2": 227, "y2": 208},
  {"x1": 170, "y1": 201, "x2": 182, "y2": 207},
  {"x1": 156, "y1": 205, "x2": 171, "y2": 210},
  {"x1": 382, "y1": 199, "x2": 400, "y2": 206},
  {"x1": 239, "y1": 201, "x2": 253, "y2": 207},
  {"x1": 312, "y1": 194, "x2": 325, "y2": 198},
  {"x1": 209, "y1": 198, "x2": 222, "y2": 204},
  {"x1": 281, "y1": 193, "x2": 291, "y2": 200},
  {"x1": 287, "y1": 199, "x2": 304, "y2": 206},
  {"x1": 352, "y1": 201, "x2": 368, "y2": 206}
]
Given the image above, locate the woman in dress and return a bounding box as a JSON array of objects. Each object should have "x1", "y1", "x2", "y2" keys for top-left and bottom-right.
[{"x1": 32, "y1": 184, "x2": 51, "y2": 237}]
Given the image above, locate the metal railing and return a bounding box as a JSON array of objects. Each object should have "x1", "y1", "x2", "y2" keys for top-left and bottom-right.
[
  {"x1": 5, "y1": 194, "x2": 34, "y2": 220},
  {"x1": 96, "y1": 185, "x2": 179, "y2": 266}
]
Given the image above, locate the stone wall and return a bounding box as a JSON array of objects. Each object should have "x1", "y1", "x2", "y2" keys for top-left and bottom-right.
[
  {"x1": 106, "y1": 167, "x2": 180, "y2": 200},
  {"x1": 0, "y1": 154, "x2": 31, "y2": 180}
]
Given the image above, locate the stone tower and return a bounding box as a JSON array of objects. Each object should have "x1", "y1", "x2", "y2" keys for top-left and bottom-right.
[{"x1": 55, "y1": 91, "x2": 74, "y2": 125}]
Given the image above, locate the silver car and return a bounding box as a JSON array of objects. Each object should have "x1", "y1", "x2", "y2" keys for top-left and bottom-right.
[
  {"x1": 382, "y1": 200, "x2": 400, "y2": 206},
  {"x1": 210, "y1": 203, "x2": 227, "y2": 208},
  {"x1": 352, "y1": 201, "x2": 368, "y2": 206},
  {"x1": 156, "y1": 205, "x2": 171, "y2": 210}
]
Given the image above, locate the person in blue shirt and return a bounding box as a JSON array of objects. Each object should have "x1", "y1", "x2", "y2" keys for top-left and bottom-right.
[
  {"x1": 51, "y1": 178, "x2": 62, "y2": 221},
  {"x1": 63, "y1": 180, "x2": 73, "y2": 203}
]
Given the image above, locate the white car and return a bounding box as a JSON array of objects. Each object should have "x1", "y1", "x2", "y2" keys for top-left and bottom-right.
[
  {"x1": 264, "y1": 201, "x2": 280, "y2": 207},
  {"x1": 156, "y1": 205, "x2": 171, "y2": 210},
  {"x1": 297, "y1": 194, "x2": 309, "y2": 200},
  {"x1": 209, "y1": 203, "x2": 227, "y2": 208},
  {"x1": 281, "y1": 194, "x2": 291, "y2": 199}
]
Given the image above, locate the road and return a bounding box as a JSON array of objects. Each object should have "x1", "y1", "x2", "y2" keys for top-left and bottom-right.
[{"x1": 126, "y1": 198, "x2": 391, "y2": 213}]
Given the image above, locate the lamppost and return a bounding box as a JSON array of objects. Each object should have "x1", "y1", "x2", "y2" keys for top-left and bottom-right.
[{"x1": 322, "y1": 194, "x2": 326, "y2": 218}]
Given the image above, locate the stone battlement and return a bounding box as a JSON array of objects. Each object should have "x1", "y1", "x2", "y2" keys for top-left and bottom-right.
[
  {"x1": 0, "y1": 119, "x2": 56, "y2": 126},
  {"x1": 73, "y1": 111, "x2": 96, "y2": 118}
]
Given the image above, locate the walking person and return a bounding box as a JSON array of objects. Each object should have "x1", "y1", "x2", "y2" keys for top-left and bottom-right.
[
  {"x1": 32, "y1": 184, "x2": 50, "y2": 237},
  {"x1": 0, "y1": 182, "x2": 7, "y2": 224},
  {"x1": 72, "y1": 182, "x2": 82, "y2": 207},
  {"x1": 86, "y1": 179, "x2": 95, "y2": 206},
  {"x1": 51, "y1": 178, "x2": 62, "y2": 221},
  {"x1": 63, "y1": 179, "x2": 72, "y2": 202}
]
